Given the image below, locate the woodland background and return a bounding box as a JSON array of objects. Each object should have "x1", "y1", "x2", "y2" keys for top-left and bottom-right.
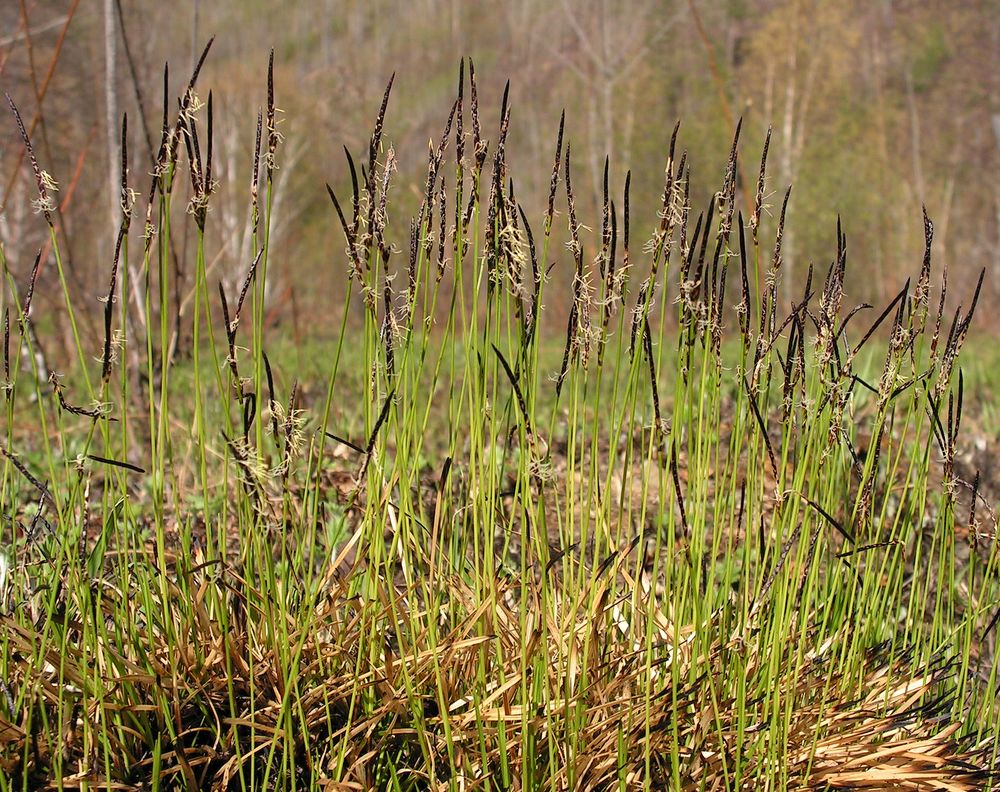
[{"x1": 1, "y1": 0, "x2": 998, "y2": 358}]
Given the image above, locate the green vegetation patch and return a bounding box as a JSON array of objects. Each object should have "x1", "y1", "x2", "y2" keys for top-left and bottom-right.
[{"x1": 0, "y1": 48, "x2": 997, "y2": 790}]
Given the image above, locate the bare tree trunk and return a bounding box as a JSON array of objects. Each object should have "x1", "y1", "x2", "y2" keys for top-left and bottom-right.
[
  {"x1": 991, "y1": 113, "x2": 1000, "y2": 289},
  {"x1": 779, "y1": 45, "x2": 797, "y2": 309},
  {"x1": 104, "y1": 0, "x2": 119, "y2": 234}
]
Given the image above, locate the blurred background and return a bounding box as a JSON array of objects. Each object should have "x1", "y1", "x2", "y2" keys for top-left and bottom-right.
[{"x1": 1, "y1": 0, "x2": 998, "y2": 357}]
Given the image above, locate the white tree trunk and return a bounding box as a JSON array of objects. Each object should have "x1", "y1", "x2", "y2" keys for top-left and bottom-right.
[{"x1": 104, "y1": 0, "x2": 119, "y2": 234}]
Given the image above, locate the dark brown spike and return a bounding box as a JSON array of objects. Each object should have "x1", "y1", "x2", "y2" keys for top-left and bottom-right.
[
  {"x1": 369, "y1": 73, "x2": 395, "y2": 169},
  {"x1": 752, "y1": 521, "x2": 804, "y2": 617},
  {"x1": 518, "y1": 205, "x2": 539, "y2": 293},
  {"x1": 219, "y1": 282, "x2": 239, "y2": 386},
  {"x1": 783, "y1": 316, "x2": 800, "y2": 390},
  {"x1": 681, "y1": 212, "x2": 702, "y2": 286},
  {"x1": 678, "y1": 162, "x2": 691, "y2": 257},
  {"x1": 921, "y1": 206, "x2": 934, "y2": 275},
  {"x1": 621, "y1": 170, "x2": 631, "y2": 305},
  {"x1": 188, "y1": 38, "x2": 215, "y2": 96},
  {"x1": 544, "y1": 543, "x2": 579, "y2": 576},
  {"x1": 408, "y1": 217, "x2": 419, "y2": 294},
  {"x1": 0, "y1": 442, "x2": 54, "y2": 504},
  {"x1": 607, "y1": 198, "x2": 618, "y2": 293},
  {"x1": 102, "y1": 227, "x2": 125, "y2": 383},
  {"x1": 692, "y1": 198, "x2": 715, "y2": 301},
  {"x1": 499, "y1": 79, "x2": 510, "y2": 132},
  {"x1": 650, "y1": 137, "x2": 681, "y2": 270},
  {"x1": 600, "y1": 156, "x2": 610, "y2": 281},
  {"x1": 263, "y1": 350, "x2": 280, "y2": 440},
  {"x1": 926, "y1": 391, "x2": 948, "y2": 456},
  {"x1": 468, "y1": 59, "x2": 482, "y2": 166},
  {"x1": 159, "y1": 61, "x2": 170, "y2": 151},
  {"x1": 960, "y1": 267, "x2": 985, "y2": 334},
  {"x1": 720, "y1": 117, "x2": 742, "y2": 240},
  {"x1": 835, "y1": 303, "x2": 873, "y2": 345},
  {"x1": 374, "y1": 148, "x2": 395, "y2": 267},
  {"x1": 222, "y1": 429, "x2": 263, "y2": 507},
  {"x1": 204, "y1": 91, "x2": 213, "y2": 193},
  {"x1": 184, "y1": 111, "x2": 202, "y2": 199},
  {"x1": 622, "y1": 169, "x2": 631, "y2": 253},
  {"x1": 518, "y1": 205, "x2": 541, "y2": 347},
  {"x1": 189, "y1": 108, "x2": 203, "y2": 186},
  {"x1": 983, "y1": 606, "x2": 1000, "y2": 644},
  {"x1": 943, "y1": 304, "x2": 962, "y2": 361},
  {"x1": 954, "y1": 368, "x2": 964, "y2": 441},
  {"x1": 282, "y1": 380, "x2": 299, "y2": 466},
  {"x1": 670, "y1": 441, "x2": 689, "y2": 538},
  {"x1": 835, "y1": 540, "x2": 900, "y2": 558},
  {"x1": 22, "y1": 250, "x2": 42, "y2": 322},
  {"x1": 236, "y1": 248, "x2": 264, "y2": 321},
  {"x1": 382, "y1": 281, "x2": 395, "y2": 382},
  {"x1": 556, "y1": 301, "x2": 577, "y2": 400},
  {"x1": 738, "y1": 211, "x2": 750, "y2": 336},
  {"x1": 169, "y1": 38, "x2": 214, "y2": 170},
  {"x1": 326, "y1": 183, "x2": 362, "y2": 279},
  {"x1": 491, "y1": 344, "x2": 532, "y2": 435},
  {"x1": 773, "y1": 186, "x2": 792, "y2": 268},
  {"x1": 629, "y1": 281, "x2": 649, "y2": 359},
  {"x1": 563, "y1": 142, "x2": 586, "y2": 392},
  {"x1": 836, "y1": 214, "x2": 844, "y2": 265},
  {"x1": 364, "y1": 388, "x2": 395, "y2": 458},
  {"x1": 752, "y1": 125, "x2": 771, "y2": 238},
  {"x1": 455, "y1": 59, "x2": 465, "y2": 164},
  {"x1": 945, "y1": 390, "x2": 955, "y2": 456},
  {"x1": 736, "y1": 479, "x2": 747, "y2": 540},
  {"x1": 668, "y1": 120, "x2": 681, "y2": 167},
  {"x1": 6, "y1": 93, "x2": 53, "y2": 227},
  {"x1": 51, "y1": 374, "x2": 110, "y2": 421},
  {"x1": 423, "y1": 98, "x2": 459, "y2": 225},
  {"x1": 565, "y1": 143, "x2": 581, "y2": 277},
  {"x1": 484, "y1": 187, "x2": 499, "y2": 294},
  {"x1": 855, "y1": 279, "x2": 910, "y2": 354},
  {"x1": 888, "y1": 369, "x2": 932, "y2": 401},
  {"x1": 101, "y1": 113, "x2": 132, "y2": 384},
  {"x1": 744, "y1": 376, "x2": 778, "y2": 477},
  {"x1": 968, "y1": 469, "x2": 981, "y2": 535},
  {"x1": 266, "y1": 48, "x2": 278, "y2": 180},
  {"x1": 218, "y1": 280, "x2": 231, "y2": 339},
  {"x1": 119, "y1": 112, "x2": 131, "y2": 225},
  {"x1": 87, "y1": 455, "x2": 145, "y2": 474},
  {"x1": 241, "y1": 391, "x2": 256, "y2": 441},
  {"x1": 436, "y1": 185, "x2": 448, "y2": 281},
  {"x1": 798, "y1": 492, "x2": 855, "y2": 544},
  {"x1": 343, "y1": 146, "x2": 360, "y2": 231},
  {"x1": 323, "y1": 431, "x2": 365, "y2": 455},
  {"x1": 710, "y1": 234, "x2": 725, "y2": 321},
  {"x1": 251, "y1": 110, "x2": 262, "y2": 235},
  {"x1": 267, "y1": 48, "x2": 274, "y2": 118},
  {"x1": 2, "y1": 309, "x2": 9, "y2": 386},
  {"x1": 546, "y1": 110, "x2": 565, "y2": 236},
  {"x1": 325, "y1": 182, "x2": 351, "y2": 244},
  {"x1": 643, "y1": 318, "x2": 663, "y2": 456},
  {"x1": 495, "y1": 88, "x2": 512, "y2": 167}
]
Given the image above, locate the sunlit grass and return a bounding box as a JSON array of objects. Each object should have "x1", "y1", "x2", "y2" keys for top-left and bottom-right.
[{"x1": 0, "y1": 48, "x2": 997, "y2": 790}]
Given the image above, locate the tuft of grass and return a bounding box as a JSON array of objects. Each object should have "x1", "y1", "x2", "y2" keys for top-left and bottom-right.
[{"x1": 0, "y1": 51, "x2": 998, "y2": 791}]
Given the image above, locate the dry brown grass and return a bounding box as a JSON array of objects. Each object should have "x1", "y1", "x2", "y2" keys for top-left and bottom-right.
[{"x1": 1, "y1": 536, "x2": 992, "y2": 790}]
